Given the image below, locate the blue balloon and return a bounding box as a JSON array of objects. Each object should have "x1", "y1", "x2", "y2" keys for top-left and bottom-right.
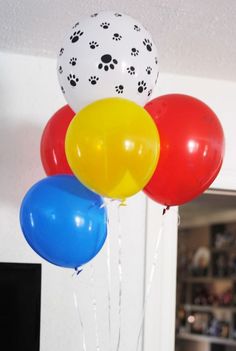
[{"x1": 20, "y1": 175, "x2": 107, "y2": 268}]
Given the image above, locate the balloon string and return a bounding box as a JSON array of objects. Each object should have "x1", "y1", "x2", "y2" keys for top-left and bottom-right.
[
  {"x1": 106, "y1": 219, "x2": 112, "y2": 351},
  {"x1": 116, "y1": 204, "x2": 123, "y2": 351},
  {"x1": 90, "y1": 263, "x2": 101, "y2": 351},
  {"x1": 72, "y1": 276, "x2": 87, "y2": 351},
  {"x1": 135, "y1": 208, "x2": 167, "y2": 351}
]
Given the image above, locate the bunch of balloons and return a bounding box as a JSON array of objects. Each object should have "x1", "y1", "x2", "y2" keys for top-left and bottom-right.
[{"x1": 20, "y1": 11, "x2": 225, "y2": 269}]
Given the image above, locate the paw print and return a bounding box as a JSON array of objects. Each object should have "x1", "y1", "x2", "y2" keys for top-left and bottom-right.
[
  {"x1": 89, "y1": 41, "x2": 99, "y2": 49},
  {"x1": 155, "y1": 57, "x2": 158, "y2": 65},
  {"x1": 115, "y1": 85, "x2": 124, "y2": 94},
  {"x1": 89, "y1": 76, "x2": 99, "y2": 85},
  {"x1": 134, "y1": 25, "x2": 141, "y2": 32},
  {"x1": 138, "y1": 81, "x2": 147, "y2": 93},
  {"x1": 67, "y1": 74, "x2": 79, "y2": 87},
  {"x1": 131, "y1": 48, "x2": 139, "y2": 56},
  {"x1": 146, "y1": 66, "x2": 152, "y2": 75},
  {"x1": 58, "y1": 66, "x2": 63, "y2": 74},
  {"x1": 113, "y1": 33, "x2": 122, "y2": 41},
  {"x1": 91, "y1": 13, "x2": 98, "y2": 17},
  {"x1": 69, "y1": 57, "x2": 77, "y2": 66},
  {"x1": 100, "y1": 22, "x2": 110, "y2": 29},
  {"x1": 143, "y1": 38, "x2": 152, "y2": 52},
  {"x1": 127, "y1": 66, "x2": 135, "y2": 75},
  {"x1": 72, "y1": 22, "x2": 80, "y2": 29},
  {"x1": 98, "y1": 54, "x2": 118, "y2": 71},
  {"x1": 61, "y1": 86, "x2": 65, "y2": 94},
  {"x1": 148, "y1": 89, "x2": 153, "y2": 97},
  {"x1": 70, "y1": 30, "x2": 84, "y2": 43},
  {"x1": 114, "y1": 13, "x2": 122, "y2": 17},
  {"x1": 59, "y1": 48, "x2": 64, "y2": 56}
]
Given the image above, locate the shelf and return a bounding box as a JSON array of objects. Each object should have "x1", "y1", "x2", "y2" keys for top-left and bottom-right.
[
  {"x1": 211, "y1": 246, "x2": 236, "y2": 253},
  {"x1": 184, "y1": 304, "x2": 236, "y2": 312},
  {"x1": 176, "y1": 221, "x2": 236, "y2": 349},
  {"x1": 182, "y1": 276, "x2": 236, "y2": 283},
  {"x1": 177, "y1": 333, "x2": 236, "y2": 346}
]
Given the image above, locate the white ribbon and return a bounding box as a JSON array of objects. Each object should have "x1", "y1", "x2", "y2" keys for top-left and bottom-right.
[{"x1": 135, "y1": 210, "x2": 166, "y2": 351}]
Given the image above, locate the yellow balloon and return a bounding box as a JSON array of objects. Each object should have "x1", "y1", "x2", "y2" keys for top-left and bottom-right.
[{"x1": 65, "y1": 98, "x2": 160, "y2": 200}]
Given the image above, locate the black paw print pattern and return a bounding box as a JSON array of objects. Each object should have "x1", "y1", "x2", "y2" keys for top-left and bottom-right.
[
  {"x1": 59, "y1": 48, "x2": 64, "y2": 56},
  {"x1": 127, "y1": 66, "x2": 135, "y2": 75},
  {"x1": 155, "y1": 57, "x2": 158, "y2": 65},
  {"x1": 114, "y1": 13, "x2": 122, "y2": 17},
  {"x1": 69, "y1": 57, "x2": 77, "y2": 66},
  {"x1": 113, "y1": 33, "x2": 122, "y2": 41},
  {"x1": 115, "y1": 85, "x2": 124, "y2": 94},
  {"x1": 148, "y1": 89, "x2": 153, "y2": 97},
  {"x1": 72, "y1": 22, "x2": 80, "y2": 29},
  {"x1": 146, "y1": 66, "x2": 152, "y2": 75},
  {"x1": 58, "y1": 66, "x2": 63, "y2": 74},
  {"x1": 134, "y1": 25, "x2": 141, "y2": 32},
  {"x1": 70, "y1": 30, "x2": 84, "y2": 43},
  {"x1": 138, "y1": 81, "x2": 147, "y2": 93},
  {"x1": 100, "y1": 22, "x2": 110, "y2": 29},
  {"x1": 98, "y1": 54, "x2": 118, "y2": 71},
  {"x1": 131, "y1": 48, "x2": 139, "y2": 56},
  {"x1": 89, "y1": 41, "x2": 99, "y2": 49},
  {"x1": 67, "y1": 74, "x2": 79, "y2": 87},
  {"x1": 91, "y1": 13, "x2": 98, "y2": 17},
  {"x1": 143, "y1": 38, "x2": 152, "y2": 52},
  {"x1": 61, "y1": 86, "x2": 65, "y2": 94},
  {"x1": 89, "y1": 76, "x2": 99, "y2": 85}
]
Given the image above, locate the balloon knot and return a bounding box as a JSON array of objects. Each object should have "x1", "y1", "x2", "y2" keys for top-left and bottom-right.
[
  {"x1": 162, "y1": 205, "x2": 170, "y2": 216},
  {"x1": 119, "y1": 199, "x2": 127, "y2": 207},
  {"x1": 74, "y1": 267, "x2": 83, "y2": 276}
]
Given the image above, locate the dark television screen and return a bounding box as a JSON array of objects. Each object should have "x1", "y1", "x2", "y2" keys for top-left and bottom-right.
[{"x1": 0, "y1": 263, "x2": 41, "y2": 351}]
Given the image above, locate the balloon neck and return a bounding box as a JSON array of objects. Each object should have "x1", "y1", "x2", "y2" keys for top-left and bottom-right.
[{"x1": 119, "y1": 198, "x2": 127, "y2": 207}]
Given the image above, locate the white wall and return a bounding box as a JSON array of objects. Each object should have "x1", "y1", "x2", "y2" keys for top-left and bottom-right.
[{"x1": 0, "y1": 52, "x2": 148, "y2": 351}]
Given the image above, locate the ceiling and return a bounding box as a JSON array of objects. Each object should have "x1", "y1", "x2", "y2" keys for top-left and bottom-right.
[{"x1": 0, "y1": 0, "x2": 236, "y2": 81}]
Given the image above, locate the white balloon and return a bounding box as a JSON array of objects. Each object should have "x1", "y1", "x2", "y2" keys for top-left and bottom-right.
[{"x1": 57, "y1": 11, "x2": 159, "y2": 112}]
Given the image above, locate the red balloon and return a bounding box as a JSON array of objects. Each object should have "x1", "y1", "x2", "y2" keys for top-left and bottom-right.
[
  {"x1": 144, "y1": 94, "x2": 225, "y2": 206},
  {"x1": 40, "y1": 105, "x2": 75, "y2": 175}
]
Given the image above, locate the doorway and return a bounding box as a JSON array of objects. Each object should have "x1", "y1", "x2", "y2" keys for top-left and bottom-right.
[{"x1": 175, "y1": 192, "x2": 236, "y2": 351}]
